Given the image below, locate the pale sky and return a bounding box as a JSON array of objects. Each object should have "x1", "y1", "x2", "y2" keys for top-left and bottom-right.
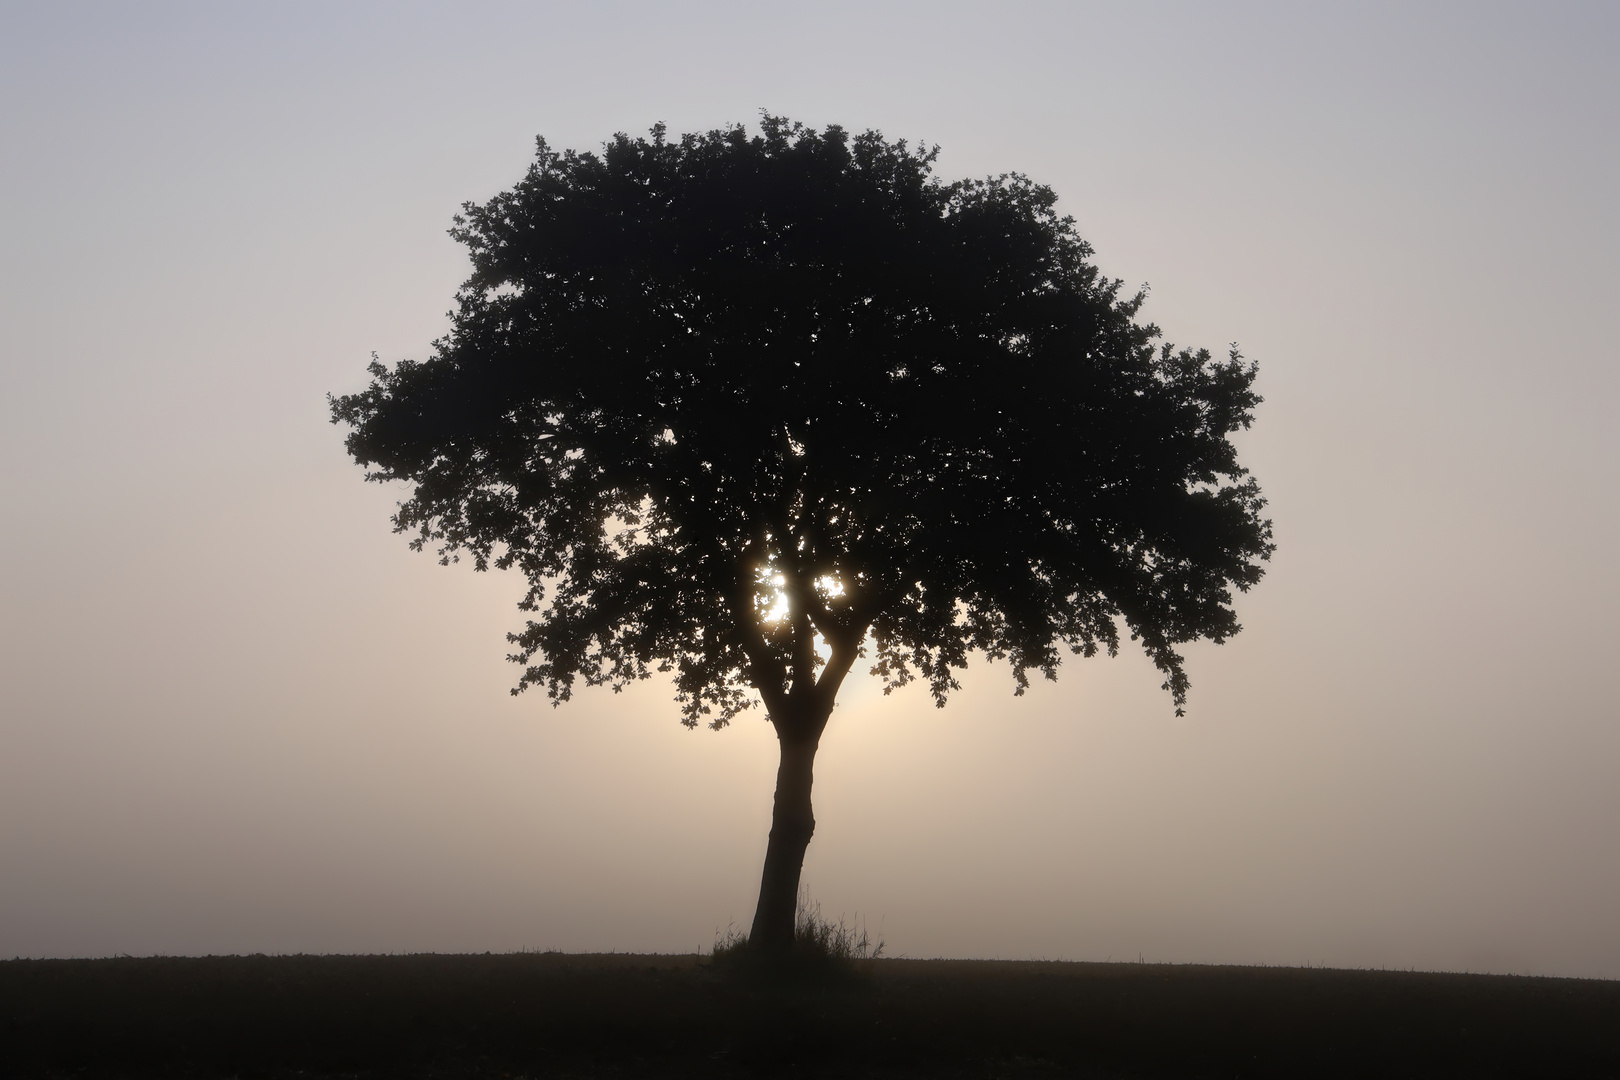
[{"x1": 2, "y1": 1, "x2": 1616, "y2": 978}]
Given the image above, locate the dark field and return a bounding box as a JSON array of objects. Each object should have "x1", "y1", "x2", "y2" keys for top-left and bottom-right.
[{"x1": 3, "y1": 951, "x2": 1617, "y2": 1079}]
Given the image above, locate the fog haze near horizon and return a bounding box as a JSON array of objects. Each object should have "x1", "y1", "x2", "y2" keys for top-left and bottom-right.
[{"x1": 2, "y1": 1, "x2": 1617, "y2": 979}]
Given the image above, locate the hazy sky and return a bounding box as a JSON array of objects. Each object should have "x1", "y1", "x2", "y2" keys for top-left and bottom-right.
[{"x1": 2, "y1": 1, "x2": 1616, "y2": 978}]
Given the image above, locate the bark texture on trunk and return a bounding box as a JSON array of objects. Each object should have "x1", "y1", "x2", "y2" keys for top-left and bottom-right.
[{"x1": 748, "y1": 733, "x2": 820, "y2": 951}]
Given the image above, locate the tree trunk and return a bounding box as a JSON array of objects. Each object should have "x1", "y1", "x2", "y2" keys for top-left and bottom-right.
[{"x1": 748, "y1": 730, "x2": 820, "y2": 951}]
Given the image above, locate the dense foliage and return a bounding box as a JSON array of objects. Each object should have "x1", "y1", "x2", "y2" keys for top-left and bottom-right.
[{"x1": 332, "y1": 116, "x2": 1271, "y2": 729}]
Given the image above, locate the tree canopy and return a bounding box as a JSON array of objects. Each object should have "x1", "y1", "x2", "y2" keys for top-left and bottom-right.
[
  {"x1": 332, "y1": 116, "x2": 1273, "y2": 949},
  {"x1": 332, "y1": 116, "x2": 1271, "y2": 728}
]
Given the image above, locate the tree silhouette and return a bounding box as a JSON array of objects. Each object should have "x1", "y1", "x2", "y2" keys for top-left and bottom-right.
[{"x1": 331, "y1": 117, "x2": 1273, "y2": 952}]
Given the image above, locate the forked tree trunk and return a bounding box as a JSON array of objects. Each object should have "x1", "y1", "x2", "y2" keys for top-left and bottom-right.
[{"x1": 748, "y1": 730, "x2": 821, "y2": 951}]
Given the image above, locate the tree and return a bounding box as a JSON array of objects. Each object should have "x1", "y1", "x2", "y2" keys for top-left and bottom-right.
[{"x1": 331, "y1": 117, "x2": 1273, "y2": 952}]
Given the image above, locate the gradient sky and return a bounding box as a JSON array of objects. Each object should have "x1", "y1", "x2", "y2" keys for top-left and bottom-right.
[{"x1": 2, "y1": 1, "x2": 1616, "y2": 978}]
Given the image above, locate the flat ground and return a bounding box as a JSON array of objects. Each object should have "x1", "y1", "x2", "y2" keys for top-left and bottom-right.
[{"x1": 3, "y1": 952, "x2": 1616, "y2": 1078}]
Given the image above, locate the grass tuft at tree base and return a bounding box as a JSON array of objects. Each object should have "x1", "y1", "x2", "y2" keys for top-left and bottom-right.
[{"x1": 709, "y1": 892, "x2": 884, "y2": 985}]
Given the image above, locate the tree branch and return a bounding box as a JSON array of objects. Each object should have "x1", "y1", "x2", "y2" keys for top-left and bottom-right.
[{"x1": 729, "y1": 548, "x2": 789, "y2": 720}]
